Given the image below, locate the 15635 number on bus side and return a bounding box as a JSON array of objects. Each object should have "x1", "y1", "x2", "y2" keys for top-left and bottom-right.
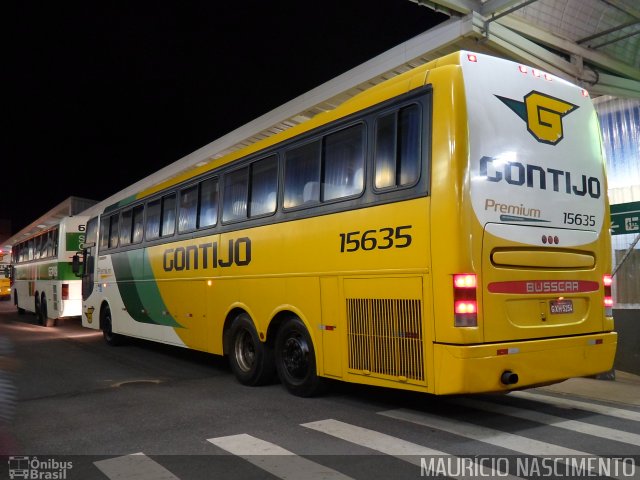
[{"x1": 339, "y1": 225, "x2": 412, "y2": 252}]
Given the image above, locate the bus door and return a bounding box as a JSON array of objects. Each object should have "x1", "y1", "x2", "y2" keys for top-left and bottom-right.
[{"x1": 81, "y1": 217, "x2": 99, "y2": 300}]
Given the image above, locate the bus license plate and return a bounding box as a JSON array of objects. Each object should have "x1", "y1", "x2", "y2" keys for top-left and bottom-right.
[{"x1": 550, "y1": 299, "x2": 573, "y2": 314}]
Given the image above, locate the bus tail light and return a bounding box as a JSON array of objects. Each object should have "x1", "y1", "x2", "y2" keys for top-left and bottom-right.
[
  {"x1": 453, "y1": 274, "x2": 477, "y2": 327},
  {"x1": 603, "y1": 274, "x2": 613, "y2": 316},
  {"x1": 62, "y1": 283, "x2": 69, "y2": 300}
]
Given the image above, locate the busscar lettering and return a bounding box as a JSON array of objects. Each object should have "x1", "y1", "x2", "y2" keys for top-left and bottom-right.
[
  {"x1": 526, "y1": 281, "x2": 579, "y2": 293},
  {"x1": 163, "y1": 237, "x2": 251, "y2": 272},
  {"x1": 479, "y1": 156, "x2": 601, "y2": 198}
]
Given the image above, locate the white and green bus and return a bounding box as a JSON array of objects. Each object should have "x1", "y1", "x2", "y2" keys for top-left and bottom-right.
[{"x1": 11, "y1": 216, "x2": 88, "y2": 326}]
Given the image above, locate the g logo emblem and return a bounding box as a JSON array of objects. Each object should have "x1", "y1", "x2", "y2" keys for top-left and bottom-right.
[{"x1": 496, "y1": 92, "x2": 578, "y2": 145}]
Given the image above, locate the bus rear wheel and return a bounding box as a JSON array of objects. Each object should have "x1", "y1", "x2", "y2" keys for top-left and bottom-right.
[
  {"x1": 39, "y1": 293, "x2": 55, "y2": 327},
  {"x1": 275, "y1": 316, "x2": 326, "y2": 397},
  {"x1": 227, "y1": 313, "x2": 275, "y2": 386}
]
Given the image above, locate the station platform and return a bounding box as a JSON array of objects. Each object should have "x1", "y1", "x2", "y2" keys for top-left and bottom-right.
[{"x1": 534, "y1": 370, "x2": 640, "y2": 408}]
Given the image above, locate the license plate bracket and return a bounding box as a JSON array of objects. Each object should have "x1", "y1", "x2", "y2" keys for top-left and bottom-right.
[{"x1": 550, "y1": 299, "x2": 573, "y2": 314}]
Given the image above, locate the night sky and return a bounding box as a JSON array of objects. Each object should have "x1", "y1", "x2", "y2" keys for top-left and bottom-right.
[{"x1": 4, "y1": 1, "x2": 447, "y2": 234}]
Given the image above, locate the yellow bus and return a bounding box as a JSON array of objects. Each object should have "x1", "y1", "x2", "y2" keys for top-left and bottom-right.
[
  {"x1": 0, "y1": 248, "x2": 10, "y2": 301},
  {"x1": 75, "y1": 51, "x2": 616, "y2": 397}
]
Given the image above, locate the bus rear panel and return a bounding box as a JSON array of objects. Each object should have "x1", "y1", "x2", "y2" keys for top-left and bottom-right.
[{"x1": 430, "y1": 52, "x2": 615, "y2": 394}]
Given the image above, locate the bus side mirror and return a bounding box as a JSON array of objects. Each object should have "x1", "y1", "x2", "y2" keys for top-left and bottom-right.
[
  {"x1": 1, "y1": 266, "x2": 9, "y2": 278},
  {"x1": 72, "y1": 254, "x2": 82, "y2": 277}
]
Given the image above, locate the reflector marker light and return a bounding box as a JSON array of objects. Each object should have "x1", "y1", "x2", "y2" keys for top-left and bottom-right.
[
  {"x1": 497, "y1": 347, "x2": 520, "y2": 355},
  {"x1": 61, "y1": 283, "x2": 69, "y2": 300},
  {"x1": 588, "y1": 338, "x2": 604, "y2": 345},
  {"x1": 467, "y1": 53, "x2": 478, "y2": 62}
]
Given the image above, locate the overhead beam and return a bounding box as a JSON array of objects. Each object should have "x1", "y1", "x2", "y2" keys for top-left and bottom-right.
[
  {"x1": 496, "y1": 15, "x2": 640, "y2": 80},
  {"x1": 481, "y1": 0, "x2": 536, "y2": 17},
  {"x1": 409, "y1": 0, "x2": 478, "y2": 15}
]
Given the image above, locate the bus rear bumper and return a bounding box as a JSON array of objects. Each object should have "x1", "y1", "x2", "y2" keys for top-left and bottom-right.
[{"x1": 433, "y1": 332, "x2": 617, "y2": 395}]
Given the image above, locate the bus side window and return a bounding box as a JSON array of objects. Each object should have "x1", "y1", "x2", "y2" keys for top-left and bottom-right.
[
  {"x1": 131, "y1": 205, "x2": 144, "y2": 244},
  {"x1": 52, "y1": 227, "x2": 59, "y2": 257},
  {"x1": 375, "y1": 104, "x2": 421, "y2": 189},
  {"x1": 284, "y1": 140, "x2": 321, "y2": 208},
  {"x1": 119, "y1": 209, "x2": 133, "y2": 246},
  {"x1": 100, "y1": 216, "x2": 110, "y2": 250},
  {"x1": 250, "y1": 155, "x2": 277, "y2": 217},
  {"x1": 323, "y1": 124, "x2": 364, "y2": 201},
  {"x1": 161, "y1": 194, "x2": 176, "y2": 237},
  {"x1": 108, "y1": 215, "x2": 119, "y2": 249},
  {"x1": 145, "y1": 199, "x2": 161, "y2": 240},
  {"x1": 178, "y1": 185, "x2": 198, "y2": 233},
  {"x1": 198, "y1": 177, "x2": 218, "y2": 228},
  {"x1": 223, "y1": 167, "x2": 249, "y2": 222}
]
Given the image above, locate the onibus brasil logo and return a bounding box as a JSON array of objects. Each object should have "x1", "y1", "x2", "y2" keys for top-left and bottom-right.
[{"x1": 496, "y1": 91, "x2": 578, "y2": 145}]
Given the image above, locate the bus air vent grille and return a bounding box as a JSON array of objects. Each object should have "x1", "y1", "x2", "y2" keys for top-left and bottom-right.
[{"x1": 346, "y1": 298, "x2": 424, "y2": 382}]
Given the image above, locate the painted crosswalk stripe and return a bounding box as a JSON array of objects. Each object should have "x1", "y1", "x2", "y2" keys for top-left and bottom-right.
[
  {"x1": 509, "y1": 390, "x2": 640, "y2": 422},
  {"x1": 94, "y1": 453, "x2": 179, "y2": 480},
  {"x1": 302, "y1": 418, "x2": 523, "y2": 479},
  {"x1": 379, "y1": 409, "x2": 635, "y2": 480},
  {"x1": 207, "y1": 433, "x2": 353, "y2": 479},
  {"x1": 452, "y1": 397, "x2": 640, "y2": 446}
]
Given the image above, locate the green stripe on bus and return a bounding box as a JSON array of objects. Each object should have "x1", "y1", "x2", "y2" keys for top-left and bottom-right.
[
  {"x1": 14, "y1": 262, "x2": 81, "y2": 281},
  {"x1": 111, "y1": 250, "x2": 182, "y2": 328},
  {"x1": 104, "y1": 194, "x2": 138, "y2": 214}
]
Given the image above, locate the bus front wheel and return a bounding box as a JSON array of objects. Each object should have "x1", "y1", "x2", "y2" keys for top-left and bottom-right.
[
  {"x1": 14, "y1": 292, "x2": 24, "y2": 315},
  {"x1": 275, "y1": 316, "x2": 326, "y2": 397},
  {"x1": 102, "y1": 306, "x2": 124, "y2": 346},
  {"x1": 227, "y1": 314, "x2": 275, "y2": 386}
]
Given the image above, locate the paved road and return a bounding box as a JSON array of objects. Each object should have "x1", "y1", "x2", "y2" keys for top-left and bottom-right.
[{"x1": 1, "y1": 300, "x2": 639, "y2": 479}]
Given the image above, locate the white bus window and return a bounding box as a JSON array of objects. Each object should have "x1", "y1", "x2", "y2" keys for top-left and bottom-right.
[
  {"x1": 250, "y1": 156, "x2": 277, "y2": 217},
  {"x1": 284, "y1": 140, "x2": 321, "y2": 208},
  {"x1": 161, "y1": 194, "x2": 176, "y2": 237},
  {"x1": 145, "y1": 199, "x2": 161, "y2": 240},
  {"x1": 51, "y1": 227, "x2": 59, "y2": 258},
  {"x1": 198, "y1": 177, "x2": 218, "y2": 228},
  {"x1": 323, "y1": 125, "x2": 364, "y2": 201},
  {"x1": 223, "y1": 167, "x2": 248, "y2": 222},
  {"x1": 179, "y1": 185, "x2": 198, "y2": 233}
]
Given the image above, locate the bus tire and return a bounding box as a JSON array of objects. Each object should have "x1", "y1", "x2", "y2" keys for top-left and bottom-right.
[
  {"x1": 228, "y1": 313, "x2": 275, "y2": 386},
  {"x1": 40, "y1": 293, "x2": 55, "y2": 327},
  {"x1": 34, "y1": 293, "x2": 43, "y2": 324},
  {"x1": 275, "y1": 316, "x2": 326, "y2": 397},
  {"x1": 14, "y1": 292, "x2": 25, "y2": 315},
  {"x1": 102, "y1": 306, "x2": 124, "y2": 346}
]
